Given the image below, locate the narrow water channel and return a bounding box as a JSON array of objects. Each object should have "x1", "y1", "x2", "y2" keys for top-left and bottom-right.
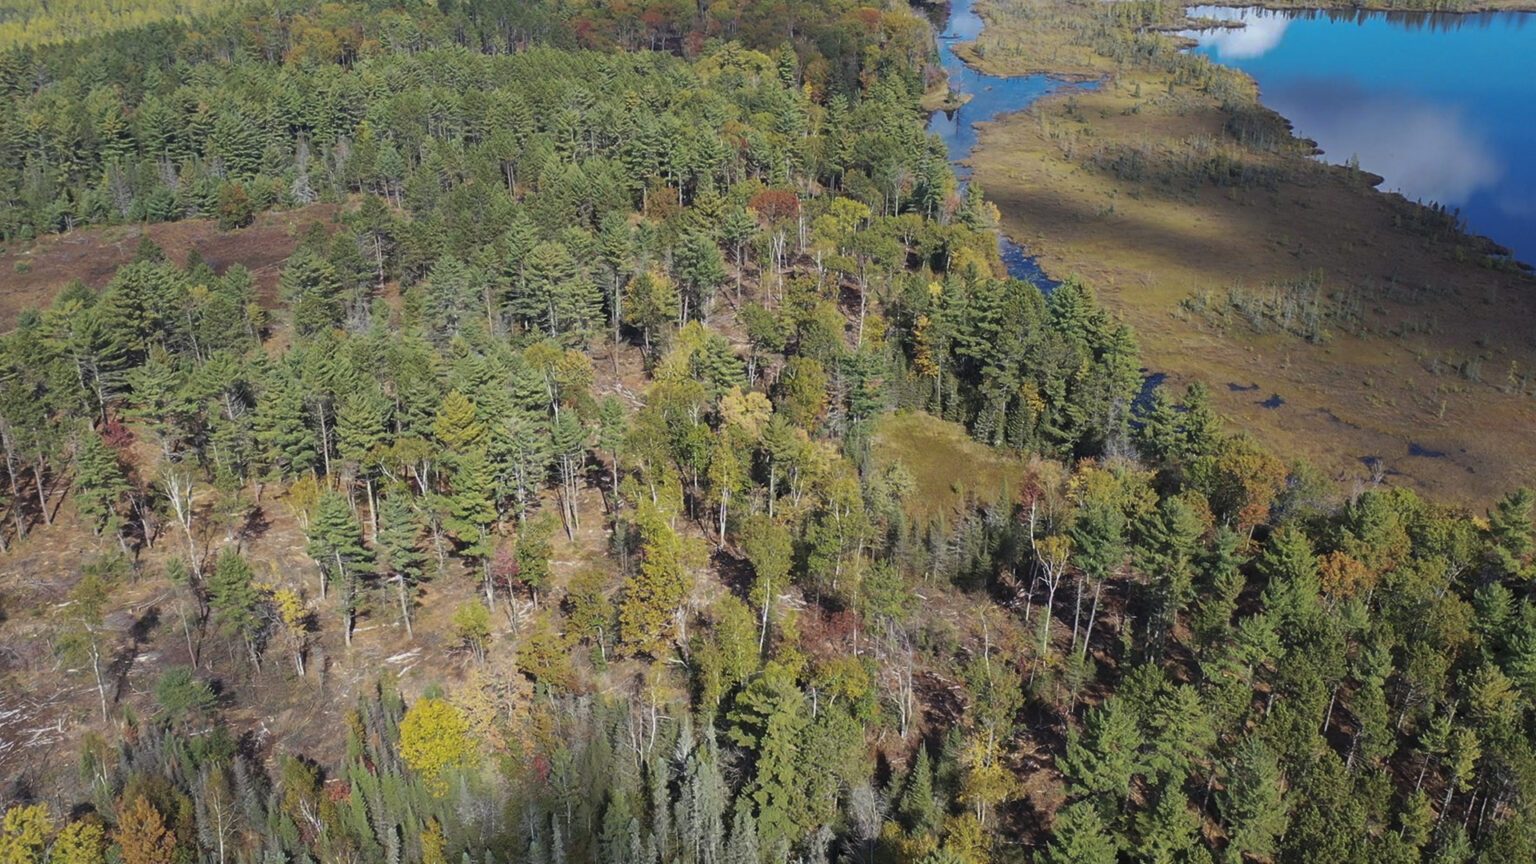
[{"x1": 925, "y1": 0, "x2": 1095, "y2": 289}]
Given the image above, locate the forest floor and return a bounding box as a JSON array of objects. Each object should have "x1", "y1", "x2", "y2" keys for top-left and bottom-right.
[
  {"x1": 0, "y1": 204, "x2": 342, "y2": 328},
  {"x1": 0, "y1": 200, "x2": 643, "y2": 796},
  {"x1": 0, "y1": 461, "x2": 626, "y2": 798},
  {"x1": 961, "y1": 0, "x2": 1536, "y2": 505}
]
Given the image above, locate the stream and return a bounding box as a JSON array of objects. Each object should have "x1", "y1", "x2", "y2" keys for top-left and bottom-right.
[{"x1": 925, "y1": 0, "x2": 1097, "y2": 290}]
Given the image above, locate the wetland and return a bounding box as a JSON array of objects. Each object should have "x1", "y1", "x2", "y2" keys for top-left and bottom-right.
[{"x1": 942, "y1": 0, "x2": 1536, "y2": 502}]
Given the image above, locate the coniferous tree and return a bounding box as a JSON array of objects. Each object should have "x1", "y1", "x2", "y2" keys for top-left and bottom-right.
[
  {"x1": 551, "y1": 410, "x2": 588, "y2": 538},
  {"x1": 445, "y1": 449, "x2": 498, "y2": 599},
  {"x1": 1040, "y1": 801, "x2": 1117, "y2": 864},
  {"x1": 1219, "y1": 737, "x2": 1288, "y2": 863},
  {"x1": 619, "y1": 504, "x2": 703, "y2": 657},
  {"x1": 376, "y1": 491, "x2": 426, "y2": 638},
  {"x1": 305, "y1": 489, "x2": 369, "y2": 645},
  {"x1": 207, "y1": 546, "x2": 262, "y2": 666},
  {"x1": 898, "y1": 746, "x2": 940, "y2": 837},
  {"x1": 1060, "y1": 696, "x2": 1146, "y2": 814},
  {"x1": 72, "y1": 429, "x2": 129, "y2": 539}
]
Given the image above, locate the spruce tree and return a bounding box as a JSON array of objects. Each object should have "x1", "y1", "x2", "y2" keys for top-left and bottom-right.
[
  {"x1": 723, "y1": 808, "x2": 758, "y2": 864},
  {"x1": 898, "y1": 746, "x2": 940, "y2": 836}
]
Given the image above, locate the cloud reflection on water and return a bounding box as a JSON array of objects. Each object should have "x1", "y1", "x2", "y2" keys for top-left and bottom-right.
[
  {"x1": 1186, "y1": 8, "x2": 1291, "y2": 59},
  {"x1": 1183, "y1": 6, "x2": 1509, "y2": 213},
  {"x1": 1264, "y1": 80, "x2": 1502, "y2": 207}
]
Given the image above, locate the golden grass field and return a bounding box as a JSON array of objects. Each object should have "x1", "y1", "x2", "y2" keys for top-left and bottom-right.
[
  {"x1": 872, "y1": 411, "x2": 1031, "y2": 523},
  {"x1": 957, "y1": 0, "x2": 1536, "y2": 506}
]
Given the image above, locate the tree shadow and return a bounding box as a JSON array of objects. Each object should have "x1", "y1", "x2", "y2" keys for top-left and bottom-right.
[
  {"x1": 240, "y1": 505, "x2": 272, "y2": 544},
  {"x1": 712, "y1": 548, "x2": 755, "y2": 599},
  {"x1": 111, "y1": 606, "x2": 161, "y2": 703}
]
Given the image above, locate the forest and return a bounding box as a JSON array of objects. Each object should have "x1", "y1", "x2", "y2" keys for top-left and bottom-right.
[{"x1": 0, "y1": 1, "x2": 1535, "y2": 863}]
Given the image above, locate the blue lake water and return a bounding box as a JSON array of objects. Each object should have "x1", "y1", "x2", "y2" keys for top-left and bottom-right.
[
  {"x1": 926, "y1": 0, "x2": 1096, "y2": 288},
  {"x1": 1182, "y1": 6, "x2": 1536, "y2": 264}
]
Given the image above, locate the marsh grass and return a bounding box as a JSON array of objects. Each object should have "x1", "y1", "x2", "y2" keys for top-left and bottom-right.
[
  {"x1": 871, "y1": 412, "x2": 1028, "y2": 525},
  {"x1": 960, "y1": 0, "x2": 1536, "y2": 503}
]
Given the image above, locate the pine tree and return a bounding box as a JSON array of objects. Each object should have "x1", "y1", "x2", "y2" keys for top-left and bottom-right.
[
  {"x1": 73, "y1": 430, "x2": 129, "y2": 538},
  {"x1": 1060, "y1": 696, "x2": 1145, "y2": 812},
  {"x1": 624, "y1": 270, "x2": 678, "y2": 356},
  {"x1": 598, "y1": 212, "x2": 635, "y2": 340},
  {"x1": 1133, "y1": 782, "x2": 1201, "y2": 864},
  {"x1": 1147, "y1": 684, "x2": 1216, "y2": 784},
  {"x1": 1069, "y1": 495, "x2": 1125, "y2": 658},
  {"x1": 337, "y1": 389, "x2": 388, "y2": 473},
  {"x1": 597, "y1": 396, "x2": 627, "y2": 510},
  {"x1": 492, "y1": 410, "x2": 551, "y2": 520},
  {"x1": 445, "y1": 449, "x2": 498, "y2": 598},
  {"x1": 741, "y1": 515, "x2": 793, "y2": 649},
  {"x1": 376, "y1": 491, "x2": 425, "y2": 638},
  {"x1": 305, "y1": 489, "x2": 369, "y2": 646},
  {"x1": 280, "y1": 248, "x2": 344, "y2": 338},
  {"x1": 720, "y1": 208, "x2": 757, "y2": 301},
  {"x1": 1180, "y1": 382, "x2": 1223, "y2": 458},
  {"x1": 1487, "y1": 487, "x2": 1534, "y2": 580},
  {"x1": 1219, "y1": 736, "x2": 1288, "y2": 863},
  {"x1": 1136, "y1": 386, "x2": 1181, "y2": 464},
  {"x1": 1039, "y1": 801, "x2": 1117, "y2": 864},
  {"x1": 1135, "y1": 495, "x2": 1205, "y2": 658},
  {"x1": 513, "y1": 514, "x2": 555, "y2": 607},
  {"x1": 254, "y1": 368, "x2": 319, "y2": 480},
  {"x1": 551, "y1": 410, "x2": 587, "y2": 538},
  {"x1": 1258, "y1": 525, "x2": 1320, "y2": 630},
  {"x1": 726, "y1": 663, "x2": 810, "y2": 855},
  {"x1": 207, "y1": 546, "x2": 262, "y2": 666},
  {"x1": 433, "y1": 390, "x2": 486, "y2": 458}
]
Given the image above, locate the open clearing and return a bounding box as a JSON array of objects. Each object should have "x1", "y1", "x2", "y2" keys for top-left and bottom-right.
[{"x1": 0, "y1": 204, "x2": 340, "y2": 328}]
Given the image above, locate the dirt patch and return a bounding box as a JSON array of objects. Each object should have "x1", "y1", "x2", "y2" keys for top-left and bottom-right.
[{"x1": 0, "y1": 204, "x2": 341, "y2": 328}]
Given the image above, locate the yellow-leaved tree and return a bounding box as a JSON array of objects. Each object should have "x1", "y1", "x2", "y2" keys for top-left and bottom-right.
[
  {"x1": 399, "y1": 698, "x2": 476, "y2": 795},
  {"x1": 0, "y1": 803, "x2": 51, "y2": 864}
]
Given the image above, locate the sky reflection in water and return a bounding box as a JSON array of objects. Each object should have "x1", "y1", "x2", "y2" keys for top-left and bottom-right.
[
  {"x1": 1183, "y1": 6, "x2": 1536, "y2": 262},
  {"x1": 926, "y1": 0, "x2": 1097, "y2": 288}
]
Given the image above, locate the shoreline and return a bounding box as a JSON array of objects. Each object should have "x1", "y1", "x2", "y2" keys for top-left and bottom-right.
[
  {"x1": 948, "y1": 0, "x2": 1536, "y2": 504},
  {"x1": 952, "y1": 0, "x2": 1529, "y2": 272},
  {"x1": 1183, "y1": 0, "x2": 1536, "y2": 13},
  {"x1": 1164, "y1": 7, "x2": 1532, "y2": 269}
]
